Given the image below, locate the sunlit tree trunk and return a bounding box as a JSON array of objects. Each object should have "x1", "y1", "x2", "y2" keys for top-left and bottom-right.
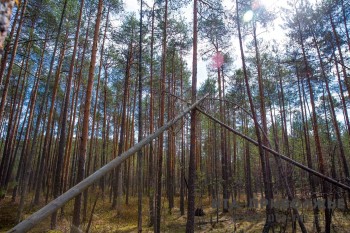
[
  {"x1": 71, "y1": 0, "x2": 103, "y2": 230},
  {"x1": 83, "y1": 5, "x2": 109, "y2": 222},
  {"x1": 62, "y1": 10, "x2": 92, "y2": 193}
]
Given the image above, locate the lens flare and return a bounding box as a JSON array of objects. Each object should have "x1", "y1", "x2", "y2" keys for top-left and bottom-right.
[
  {"x1": 243, "y1": 10, "x2": 254, "y2": 22},
  {"x1": 252, "y1": 0, "x2": 261, "y2": 10},
  {"x1": 211, "y1": 52, "x2": 224, "y2": 69}
]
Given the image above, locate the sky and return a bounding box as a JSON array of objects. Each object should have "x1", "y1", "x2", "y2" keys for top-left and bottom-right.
[
  {"x1": 124, "y1": 0, "x2": 210, "y2": 85},
  {"x1": 123, "y1": 0, "x2": 316, "y2": 85},
  {"x1": 122, "y1": 0, "x2": 347, "y2": 124}
]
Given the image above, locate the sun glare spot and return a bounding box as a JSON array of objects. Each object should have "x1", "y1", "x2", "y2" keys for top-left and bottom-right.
[
  {"x1": 243, "y1": 10, "x2": 254, "y2": 22},
  {"x1": 211, "y1": 52, "x2": 224, "y2": 69}
]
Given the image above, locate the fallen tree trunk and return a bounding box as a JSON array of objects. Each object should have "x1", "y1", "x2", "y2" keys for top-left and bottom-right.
[
  {"x1": 198, "y1": 108, "x2": 350, "y2": 192},
  {"x1": 9, "y1": 94, "x2": 209, "y2": 233}
]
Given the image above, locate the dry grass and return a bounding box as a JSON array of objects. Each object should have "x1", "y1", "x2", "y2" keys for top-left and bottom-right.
[{"x1": 1, "y1": 193, "x2": 350, "y2": 232}]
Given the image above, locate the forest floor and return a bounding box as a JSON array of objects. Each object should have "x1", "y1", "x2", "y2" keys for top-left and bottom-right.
[{"x1": 1, "y1": 193, "x2": 350, "y2": 232}]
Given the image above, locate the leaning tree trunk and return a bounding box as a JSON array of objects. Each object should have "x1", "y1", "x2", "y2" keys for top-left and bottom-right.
[
  {"x1": 340, "y1": 0, "x2": 350, "y2": 51},
  {"x1": 333, "y1": 53, "x2": 350, "y2": 137},
  {"x1": 297, "y1": 70, "x2": 321, "y2": 232},
  {"x1": 313, "y1": 33, "x2": 350, "y2": 196},
  {"x1": 253, "y1": 24, "x2": 274, "y2": 199},
  {"x1": 330, "y1": 14, "x2": 350, "y2": 96},
  {"x1": 236, "y1": 1, "x2": 274, "y2": 232},
  {"x1": 297, "y1": 15, "x2": 332, "y2": 231}
]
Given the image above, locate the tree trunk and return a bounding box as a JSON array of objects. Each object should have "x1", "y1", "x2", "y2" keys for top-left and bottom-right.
[
  {"x1": 63, "y1": 8, "x2": 92, "y2": 193},
  {"x1": 27, "y1": 0, "x2": 69, "y2": 221},
  {"x1": 0, "y1": 6, "x2": 19, "y2": 86},
  {"x1": 235, "y1": 1, "x2": 274, "y2": 231},
  {"x1": 83, "y1": 5, "x2": 109, "y2": 222},
  {"x1": 340, "y1": 0, "x2": 350, "y2": 51},
  {"x1": 155, "y1": 0, "x2": 168, "y2": 231},
  {"x1": 0, "y1": 0, "x2": 27, "y2": 126},
  {"x1": 244, "y1": 115, "x2": 253, "y2": 207},
  {"x1": 185, "y1": 0, "x2": 197, "y2": 231},
  {"x1": 112, "y1": 41, "x2": 133, "y2": 210},
  {"x1": 8, "y1": 95, "x2": 208, "y2": 233},
  {"x1": 16, "y1": 30, "x2": 46, "y2": 221},
  {"x1": 330, "y1": 14, "x2": 350, "y2": 96},
  {"x1": 297, "y1": 16, "x2": 332, "y2": 230},
  {"x1": 313, "y1": 33, "x2": 350, "y2": 196},
  {"x1": 47, "y1": 28, "x2": 72, "y2": 228},
  {"x1": 217, "y1": 54, "x2": 228, "y2": 212},
  {"x1": 148, "y1": 2, "x2": 155, "y2": 227},
  {"x1": 179, "y1": 56, "x2": 185, "y2": 216},
  {"x1": 71, "y1": 0, "x2": 103, "y2": 230},
  {"x1": 137, "y1": 1, "x2": 143, "y2": 231}
]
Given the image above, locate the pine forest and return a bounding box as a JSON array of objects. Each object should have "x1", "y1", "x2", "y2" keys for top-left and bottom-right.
[{"x1": 0, "y1": 0, "x2": 350, "y2": 232}]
